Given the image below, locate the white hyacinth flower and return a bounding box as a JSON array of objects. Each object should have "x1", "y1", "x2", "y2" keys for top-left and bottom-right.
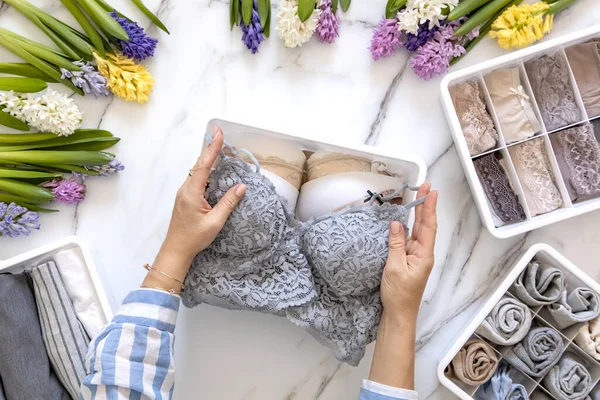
[
  {"x1": 276, "y1": 0, "x2": 321, "y2": 48},
  {"x1": 0, "y1": 89, "x2": 82, "y2": 136},
  {"x1": 398, "y1": 0, "x2": 459, "y2": 35}
]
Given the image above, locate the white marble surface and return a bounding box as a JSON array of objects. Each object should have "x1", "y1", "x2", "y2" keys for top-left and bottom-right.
[{"x1": 1, "y1": 0, "x2": 600, "y2": 399}]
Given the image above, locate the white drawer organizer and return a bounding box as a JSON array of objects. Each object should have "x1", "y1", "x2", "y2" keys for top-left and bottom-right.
[
  {"x1": 204, "y1": 118, "x2": 427, "y2": 213},
  {"x1": 0, "y1": 236, "x2": 113, "y2": 324},
  {"x1": 441, "y1": 25, "x2": 600, "y2": 239},
  {"x1": 438, "y1": 243, "x2": 600, "y2": 400}
]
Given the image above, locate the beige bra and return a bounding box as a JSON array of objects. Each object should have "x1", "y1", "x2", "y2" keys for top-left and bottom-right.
[{"x1": 306, "y1": 152, "x2": 372, "y2": 181}]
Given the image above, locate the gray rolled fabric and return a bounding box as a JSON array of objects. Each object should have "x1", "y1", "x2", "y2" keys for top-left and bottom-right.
[
  {"x1": 0, "y1": 273, "x2": 68, "y2": 399},
  {"x1": 548, "y1": 288, "x2": 600, "y2": 330},
  {"x1": 449, "y1": 340, "x2": 499, "y2": 386},
  {"x1": 506, "y1": 384, "x2": 529, "y2": 400},
  {"x1": 504, "y1": 327, "x2": 564, "y2": 378},
  {"x1": 474, "y1": 364, "x2": 528, "y2": 400},
  {"x1": 542, "y1": 355, "x2": 592, "y2": 400},
  {"x1": 512, "y1": 262, "x2": 565, "y2": 306},
  {"x1": 476, "y1": 297, "x2": 533, "y2": 346},
  {"x1": 29, "y1": 262, "x2": 91, "y2": 400}
]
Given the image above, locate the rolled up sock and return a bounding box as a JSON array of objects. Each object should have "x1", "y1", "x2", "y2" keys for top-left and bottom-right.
[
  {"x1": 574, "y1": 318, "x2": 600, "y2": 361},
  {"x1": 476, "y1": 297, "x2": 533, "y2": 346},
  {"x1": 504, "y1": 327, "x2": 564, "y2": 378},
  {"x1": 548, "y1": 288, "x2": 600, "y2": 330},
  {"x1": 512, "y1": 262, "x2": 565, "y2": 306},
  {"x1": 542, "y1": 355, "x2": 592, "y2": 400},
  {"x1": 475, "y1": 364, "x2": 528, "y2": 400},
  {"x1": 450, "y1": 340, "x2": 499, "y2": 386}
]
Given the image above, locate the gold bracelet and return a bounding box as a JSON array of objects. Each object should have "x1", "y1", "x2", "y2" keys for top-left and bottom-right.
[
  {"x1": 143, "y1": 264, "x2": 185, "y2": 290},
  {"x1": 140, "y1": 285, "x2": 177, "y2": 295}
]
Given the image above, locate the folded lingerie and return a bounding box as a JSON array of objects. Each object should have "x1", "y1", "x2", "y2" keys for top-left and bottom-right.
[
  {"x1": 550, "y1": 123, "x2": 600, "y2": 202},
  {"x1": 474, "y1": 153, "x2": 526, "y2": 225},
  {"x1": 484, "y1": 67, "x2": 541, "y2": 144},
  {"x1": 509, "y1": 138, "x2": 563, "y2": 216},
  {"x1": 450, "y1": 80, "x2": 499, "y2": 156},
  {"x1": 182, "y1": 139, "x2": 425, "y2": 366},
  {"x1": 447, "y1": 340, "x2": 499, "y2": 386},
  {"x1": 543, "y1": 355, "x2": 593, "y2": 400},
  {"x1": 526, "y1": 54, "x2": 582, "y2": 131},
  {"x1": 504, "y1": 327, "x2": 564, "y2": 378},
  {"x1": 565, "y1": 41, "x2": 600, "y2": 119},
  {"x1": 547, "y1": 287, "x2": 600, "y2": 330}
]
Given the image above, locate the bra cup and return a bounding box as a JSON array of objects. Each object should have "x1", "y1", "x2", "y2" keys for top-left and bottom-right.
[
  {"x1": 206, "y1": 158, "x2": 288, "y2": 259},
  {"x1": 302, "y1": 204, "x2": 409, "y2": 297}
]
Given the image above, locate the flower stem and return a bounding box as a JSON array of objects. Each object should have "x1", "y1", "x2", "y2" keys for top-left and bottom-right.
[{"x1": 548, "y1": 0, "x2": 575, "y2": 14}]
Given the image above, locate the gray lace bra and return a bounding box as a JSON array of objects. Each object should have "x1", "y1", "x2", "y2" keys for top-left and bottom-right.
[{"x1": 182, "y1": 139, "x2": 424, "y2": 366}]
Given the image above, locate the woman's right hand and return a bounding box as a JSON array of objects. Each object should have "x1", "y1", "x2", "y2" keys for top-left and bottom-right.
[{"x1": 380, "y1": 184, "x2": 438, "y2": 321}]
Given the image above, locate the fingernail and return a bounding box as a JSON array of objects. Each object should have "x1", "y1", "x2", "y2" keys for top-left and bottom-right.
[
  {"x1": 213, "y1": 127, "x2": 221, "y2": 139},
  {"x1": 235, "y1": 184, "x2": 247, "y2": 197},
  {"x1": 391, "y1": 221, "x2": 401, "y2": 234}
]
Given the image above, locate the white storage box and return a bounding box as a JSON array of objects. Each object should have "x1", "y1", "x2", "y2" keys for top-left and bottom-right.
[
  {"x1": 0, "y1": 236, "x2": 113, "y2": 324},
  {"x1": 204, "y1": 118, "x2": 427, "y2": 211},
  {"x1": 437, "y1": 243, "x2": 600, "y2": 400},
  {"x1": 441, "y1": 25, "x2": 600, "y2": 239}
]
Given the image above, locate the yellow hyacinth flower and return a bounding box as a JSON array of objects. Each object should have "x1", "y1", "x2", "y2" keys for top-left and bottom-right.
[
  {"x1": 93, "y1": 53, "x2": 155, "y2": 104},
  {"x1": 489, "y1": 3, "x2": 553, "y2": 50}
]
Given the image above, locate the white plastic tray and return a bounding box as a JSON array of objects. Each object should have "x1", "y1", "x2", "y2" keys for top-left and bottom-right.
[
  {"x1": 204, "y1": 117, "x2": 428, "y2": 209},
  {"x1": 441, "y1": 25, "x2": 600, "y2": 239},
  {"x1": 0, "y1": 236, "x2": 113, "y2": 324},
  {"x1": 437, "y1": 243, "x2": 600, "y2": 400}
]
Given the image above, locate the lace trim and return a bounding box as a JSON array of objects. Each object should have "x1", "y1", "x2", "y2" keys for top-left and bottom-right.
[
  {"x1": 526, "y1": 54, "x2": 582, "y2": 131},
  {"x1": 450, "y1": 81, "x2": 498, "y2": 156},
  {"x1": 234, "y1": 152, "x2": 305, "y2": 189},
  {"x1": 554, "y1": 124, "x2": 600, "y2": 199},
  {"x1": 307, "y1": 153, "x2": 372, "y2": 181},
  {"x1": 474, "y1": 154, "x2": 526, "y2": 224},
  {"x1": 512, "y1": 139, "x2": 563, "y2": 215}
]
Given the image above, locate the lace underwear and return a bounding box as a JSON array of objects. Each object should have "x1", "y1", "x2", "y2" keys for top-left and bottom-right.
[
  {"x1": 550, "y1": 123, "x2": 600, "y2": 201},
  {"x1": 450, "y1": 80, "x2": 498, "y2": 156},
  {"x1": 525, "y1": 54, "x2": 582, "y2": 131},
  {"x1": 508, "y1": 138, "x2": 563, "y2": 216},
  {"x1": 474, "y1": 153, "x2": 526, "y2": 225},
  {"x1": 183, "y1": 139, "x2": 425, "y2": 366},
  {"x1": 484, "y1": 67, "x2": 541, "y2": 144},
  {"x1": 306, "y1": 152, "x2": 372, "y2": 181},
  {"x1": 565, "y1": 41, "x2": 600, "y2": 119}
]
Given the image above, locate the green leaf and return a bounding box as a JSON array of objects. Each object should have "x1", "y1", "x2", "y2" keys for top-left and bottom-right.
[
  {"x1": 264, "y1": 2, "x2": 271, "y2": 37},
  {"x1": 230, "y1": 0, "x2": 237, "y2": 29},
  {"x1": 0, "y1": 137, "x2": 120, "y2": 152},
  {"x1": 75, "y1": 0, "x2": 129, "y2": 41},
  {"x1": 130, "y1": 0, "x2": 170, "y2": 34},
  {"x1": 0, "y1": 133, "x2": 57, "y2": 144},
  {"x1": 59, "y1": 0, "x2": 105, "y2": 57},
  {"x1": 258, "y1": 0, "x2": 269, "y2": 28},
  {"x1": 0, "y1": 77, "x2": 47, "y2": 93},
  {"x1": 242, "y1": 0, "x2": 253, "y2": 26},
  {"x1": 297, "y1": 0, "x2": 316, "y2": 22},
  {"x1": 40, "y1": 164, "x2": 99, "y2": 175},
  {"x1": 454, "y1": 0, "x2": 513, "y2": 37},
  {"x1": 448, "y1": 0, "x2": 493, "y2": 20},
  {"x1": 386, "y1": 0, "x2": 405, "y2": 18},
  {"x1": 94, "y1": 0, "x2": 131, "y2": 20},
  {"x1": 0, "y1": 178, "x2": 54, "y2": 202},
  {"x1": 234, "y1": 0, "x2": 241, "y2": 27},
  {"x1": 0, "y1": 150, "x2": 112, "y2": 166},
  {"x1": 0, "y1": 63, "x2": 58, "y2": 82},
  {"x1": 0, "y1": 109, "x2": 29, "y2": 131},
  {"x1": 340, "y1": 0, "x2": 350, "y2": 12},
  {"x1": 0, "y1": 169, "x2": 62, "y2": 180},
  {"x1": 332, "y1": 0, "x2": 339, "y2": 14},
  {"x1": 0, "y1": 194, "x2": 57, "y2": 211}
]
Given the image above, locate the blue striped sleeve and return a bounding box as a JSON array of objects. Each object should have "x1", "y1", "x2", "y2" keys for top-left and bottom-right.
[
  {"x1": 359, "y1": 380, "x2": 418, "y2": 400},
  {"x1": 79, "y1": 289, "x2": 179, "y2": 400}
]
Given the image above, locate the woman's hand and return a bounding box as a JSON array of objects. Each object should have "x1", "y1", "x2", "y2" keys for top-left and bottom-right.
[
  {"x1": 381, "y1": 183, "x2": 439, "y2": 321},
  {"x1": 368, "y1": 183, "x2": 438, "y2": 390},
  {"x1": 143, "y1": 127, "x2": 247, "y2": 293}
]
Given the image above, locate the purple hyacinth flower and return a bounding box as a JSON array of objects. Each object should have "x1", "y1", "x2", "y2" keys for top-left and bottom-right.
[
  {"x1": 42, "y1": 179, "x2": 86, "y2": 205},
  {"x1": 241, "y1": 0, "x2": 265, "y2": 54},
  {"x1": 369, "y1": 18, "x2": 402, "y2": 61},
  {"x1": 110, "y1": 11, "x2": 158, "y2": 60},
  {"x1": 0, "y1": 202, "x2": 40, "y2": 238},
  {"x1": 61, "y1": 61, "x2": 110, "y2": 98},
  {"x1": 403, "y1": 23, "x2": 439, "y2": 52},
  {"x1": 410, "y1": 22, "x2": 467, "y2": 81},
  {"x1": 92, "y1": 159, "x2": 125, "y2": 176},
  {"x1": 316, "y1": 0, "x2": 339, "y2": 44}
]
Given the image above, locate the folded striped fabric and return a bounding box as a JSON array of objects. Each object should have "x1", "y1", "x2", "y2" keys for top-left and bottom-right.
[{"x1": 29, "y1": 261, "x2": 91, "y2": 400}]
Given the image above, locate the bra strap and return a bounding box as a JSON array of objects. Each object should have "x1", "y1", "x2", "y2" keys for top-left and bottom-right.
[
  {"x1": 204, "y1": 133, "x2": 261, "y2": 173},
  {"x1": 366, "y1": 183, "x2": 426, "y2": 210}
]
